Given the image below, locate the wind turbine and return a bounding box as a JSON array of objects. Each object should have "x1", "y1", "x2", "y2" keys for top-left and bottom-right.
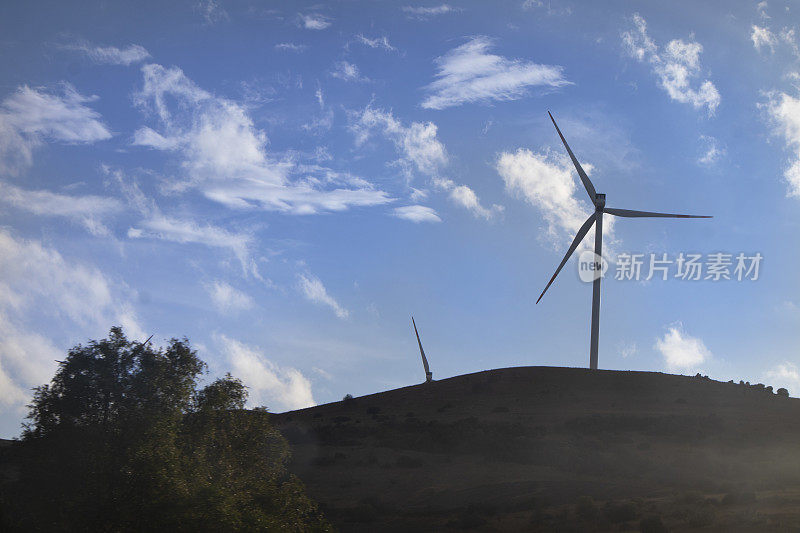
[
  {"x1": 537, "y1": 112, "x2": 712, "y2": 370},
  {"x1": 412, "y1": 317, "x2": 433, "y2": 383}
]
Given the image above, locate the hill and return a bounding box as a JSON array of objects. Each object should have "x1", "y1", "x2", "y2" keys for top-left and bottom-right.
[{"x1": 273, "y1": 366, "x2": 800, "y2": 532}]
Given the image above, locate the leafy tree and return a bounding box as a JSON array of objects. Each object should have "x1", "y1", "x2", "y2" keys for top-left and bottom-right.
[{"x1": 1, "y1": 327, "x2": 329, "y2": 532}]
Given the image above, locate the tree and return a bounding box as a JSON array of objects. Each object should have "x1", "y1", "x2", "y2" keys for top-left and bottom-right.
[{"x1": 1, "y1": 327, "x2": 329, "y2": 532}]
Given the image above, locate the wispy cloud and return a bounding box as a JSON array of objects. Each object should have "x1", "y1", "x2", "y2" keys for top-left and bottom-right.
[
  {"x1": 132, "y1": 63, "x2": 391, "y2": 214},
  {"x1": 129, "y1": 214, "x2": 256, "y2": 274},
  {"x1": 196, "y1": 0, "x2": 228, "y2": 25},
  {"x1": 749, "y1": 6, "x2": 800, "y2": 59},
  {"x1": 655, "y1": 323, "x2": 712, "y2": 373},
  {"x1": 622, "y1": 13, "x2": 720, "y2": 115},
  {"x1": 108, "y1": 166, "x2": 260, "y2": 276},
  {"x1": 300, "y1": 13, "x2": 331, "y2": 30},
  {"x1": 331, "y1": 60, "x2": 367, "y2": 82},
  {"x1": 206, "y1": 280, "x2": 254, "y2": 314},
  {"x1": 64, "y1": 41, "x2": 150, "y2": 65},
  {"x1": 354, "y1": 34, "x2": 396, "y2": 52},
  {"x1": 216, "y1": 334, "x2": 315, "y2": 410},
  {"x1": 752, "y1": 25, "x2": 778, "y2": 52},
  {"x1": 0, "y1": 84, "x2": 111, "y2": 175},
  {"x1": 421, "y1": 36, "x2": 570, "y2": 110},
  {"x1": 393, "y1": 204, "x2": 442, "y2": 223},
  {"x1": 297, "y1": 272, "x2": 349, "y2": 319},
  {"x1": 433, "y1": 177, "x2": 503, "y2": 220},
  {"x1": 351, "y1": 105, "x2": 448, "y2": 177},
  {"x1": 274, "y1": 42, "x2": 308, "y2": 52},
  {"x1": 697, "y1": 134, "x2": 725, "y2": 166},
  {"x1": 765, "y1": 362, "x2": 800, "y2": 395},
  {"x1": 402, "y1": 4, "x2": 459, "y2": 19},
  {"x1": 0, "y1": 229, "x2": 143, "y2": 410},
  {"x1": 351, "y1": 105, "x2": 499, "y2": 219},
  {"x1": 764, "y1": 88, "x2": 800, "y2": 198},
  {"x1": 0, "y1": 181, "x2": 121, "y2": 236},
  {"x1": 521, "y1": 0, "x2": 572, "y2": 16}
]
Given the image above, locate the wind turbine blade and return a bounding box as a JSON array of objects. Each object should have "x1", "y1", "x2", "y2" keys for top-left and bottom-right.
[
  {"x1": 536, "y1": 213, "x2": 596, "y2": 304},
  {"x1": 412, "y1": 317, "x2": 431, "y2": 376},
  {"x1": 548, "y1": 111, "x2": 597, "y2": 201},
  {"x1": 604, "y1": 208, "x2": 712, "y2": 219}
]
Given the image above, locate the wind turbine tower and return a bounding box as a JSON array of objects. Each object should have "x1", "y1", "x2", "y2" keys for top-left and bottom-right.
[
  {"x1": 537, "y1": 112, "x2": 712, "y2": 370},
  {"x1": 412, "y1": 317, "x2": 433, "y2": 383}
]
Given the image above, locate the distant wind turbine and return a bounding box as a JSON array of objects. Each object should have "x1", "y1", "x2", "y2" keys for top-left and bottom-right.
[
  {"x1": 412, "y1": 317, "x2": 433, "y2": 383},
  {"x1": 537, "y1": 112, "x2": 712, "y2": 370}
]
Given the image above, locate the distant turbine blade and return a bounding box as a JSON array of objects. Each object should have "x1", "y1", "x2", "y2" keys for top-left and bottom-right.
[
  {"x1": 548, "y1": 111, "x2": 597, "y2": 202},
  {"x1": 604, "y1": 208, "x2": 712, "y2": 219},
  {"x1": 537, "y1": 213, "x2": 596, "y2": 304},
  {"x1": 412, "y1": 317, "x2": 432, "y2": 381}
]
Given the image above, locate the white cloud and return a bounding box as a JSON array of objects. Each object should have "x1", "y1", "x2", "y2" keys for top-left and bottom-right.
[
  {"x1": 132, "y1": 64, "x2": 391, "y2": 214},
  {"x1": 107, "y1": 165, "x2": 262, "y2": 276},
  {"x1": 351, "y1": 105, "x2": 448, "y2": 177},
  {"x1": 217, "y1": 334, "x2": 315, "y2": 410},
  {"x1": 521, "y1": 0, "x2": 572, "y2": 16},
  {"x1": 351, "y1": 105, "x2": 499, "y2": 219},
  {"x1": 749, "y1": 12, "x2": 800, "y2": 59},
  {"x1": 300, "y1": 14, "x2": 331, "y2": 30},
  {"x1": 0, "y1": 84, "x2": 112, "y2": 175},
  {"x1": 302, "y1": 109, "x2": 333, "y2": 134},
  {"x1": 402, "y1": 4, "x2": 459, "y2": 19},
  {"x1": 450, "y1": 184, "x2": 502, "y2": 219},
  {"x1": 297, "y1": 272, "x2": 349, "y2": 319},
  {"x1": 331, "y1": 61, "x2": 366, "y2": 82},
  {"x1": 393, "y1": 204, "x2": 442, "y2": 223},
  {"x1": 0, "y1": 181, "x2": 121, "y2": 236},
  {"x1": 622, "y1": 14, "x2": 720, "y2": 115},
  {"x1": 433, "y1": 177, "x2": 503, "y2": 220},
  {"x1": 765, "y1": 362, "x2": 800, "y2": 395},
  {"x1": 196, "y1": 0, "x2": 228, "y2": 24},
  {"x1": 752, "y1": 25, "x2": 778, "y2": 52},
  {"x1": 274, "y1": 42, "x2": 308, "y2": 52},
  {"x1": 0, "y1": 228, "x2": 143, "y2": 410},
  {"x1": 655, "y1": 324, "x2": 712, "y2": 373},
  {"x1": 496, "y1": 148, "x2": 614, "y2": 247},
  {"x1": 697, "y1": 134, "x2": 725, "y2": 166},
  {"x1": 129, "y1": 214, "x2": 256, "y2": 274},
  {"x1": 354, "y1": 35, "x2": 396, "y2": 52},
  {"x1": 618, "y1": 341, "x2": 637, "y2": 359},
  {"x1": 421, "y1": 36, "x2": 570, "y2": 110},
  {"x1": 66, "y1": 41, "x2": 150, "y2": 65},
  {"x1": 206, "y1": 280, "x2": 254, "y2": 314},
  {"x1": 315, "y1": 85, "x2": 324, "y2": 109},
  {"x1": 757, "y1": 0, "x2": 769, "y2": 20},
  {"x1": 764, "y1": 89, "x2": 800, "y2": 197}
]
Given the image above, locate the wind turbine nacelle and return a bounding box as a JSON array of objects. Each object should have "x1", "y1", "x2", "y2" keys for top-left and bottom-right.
[{"x1": 594, "y1": 193, "x2": 606, "y2": 208}]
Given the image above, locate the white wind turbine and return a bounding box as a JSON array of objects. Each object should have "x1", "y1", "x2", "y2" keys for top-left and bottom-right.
[
  {"x1": 412, "y1": 317, "x2": 433, "y2": 383},
  {"x1": 537, "y1": 112, "x2": 712, "y2": 370}
]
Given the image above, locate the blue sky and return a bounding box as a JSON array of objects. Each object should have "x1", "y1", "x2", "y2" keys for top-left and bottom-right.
[{"x1": 1, "y1": 0, "x2": 800, "y2": 437}]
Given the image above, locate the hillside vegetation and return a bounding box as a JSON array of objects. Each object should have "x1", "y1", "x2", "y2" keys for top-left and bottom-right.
[
  {"x1": 0, "y1": 328, "x2": 330, "y2": 532},
  {"x1": 275, "y1": 367, "x2": 800, "y2": 532}
]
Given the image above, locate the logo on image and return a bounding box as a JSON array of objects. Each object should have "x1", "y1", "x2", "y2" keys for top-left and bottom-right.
[{"x1": 578, "y1": 250, "x2": 608, "y2": 282}]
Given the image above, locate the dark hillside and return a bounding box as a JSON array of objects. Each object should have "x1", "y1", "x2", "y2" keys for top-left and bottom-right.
[{"x1": 274, "y1": 367, "x2": 800, "y2": 531}]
